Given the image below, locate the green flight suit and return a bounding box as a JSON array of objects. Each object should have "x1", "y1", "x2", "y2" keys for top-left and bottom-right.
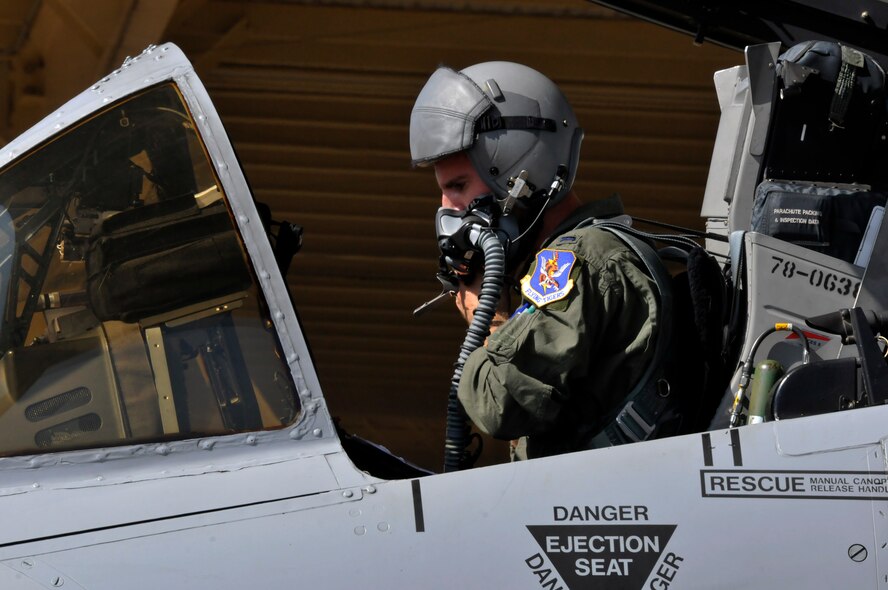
[{"x1": 458, "y1": 196, "x2": 660, "y2": 460}]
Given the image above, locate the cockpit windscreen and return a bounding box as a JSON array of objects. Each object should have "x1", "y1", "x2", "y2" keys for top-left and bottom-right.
[{"x1": 0, "y1": 83, "x2": 301, "y2": 456}]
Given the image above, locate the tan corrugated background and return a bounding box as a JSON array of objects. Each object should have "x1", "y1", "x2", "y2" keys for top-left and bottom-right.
[{"x1": 1, "y1": 0, "x2": 739, "y2": 469}]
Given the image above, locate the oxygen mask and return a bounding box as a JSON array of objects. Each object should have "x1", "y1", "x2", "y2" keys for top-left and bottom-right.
[
  {"x1": 415, "y1": 168, "x2": 564, "y2": 318},
  {"x1": 434, "y1": 194, "x2": 518, "y2": 281},
  {"x1": 412, "y1": 195, "x2": 505, "y2": 318}
]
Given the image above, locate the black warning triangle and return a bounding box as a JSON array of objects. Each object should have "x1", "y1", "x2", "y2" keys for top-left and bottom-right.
[{"x1": 527, "y1": 524, "x2": 676, "y2": 589}]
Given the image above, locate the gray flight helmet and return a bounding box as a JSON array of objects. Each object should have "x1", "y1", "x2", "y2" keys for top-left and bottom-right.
[{"x1": 410, "y1": 61, "x2": 584, "y2": 204}]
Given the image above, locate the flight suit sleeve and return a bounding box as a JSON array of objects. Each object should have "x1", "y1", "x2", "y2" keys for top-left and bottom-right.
[{"x1": 457, "y1": 241, "x2": 657, "y2": 441}]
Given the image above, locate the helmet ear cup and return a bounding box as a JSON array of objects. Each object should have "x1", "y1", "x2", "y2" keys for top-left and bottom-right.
[
  {"x1": 459, "y1": 62, "x2": 583, "y2": 205},
  {"x1": 468, "y1": 94, "x2": 541, "y2": 190}
]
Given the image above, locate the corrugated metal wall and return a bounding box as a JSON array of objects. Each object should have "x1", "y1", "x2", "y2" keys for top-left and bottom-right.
[{"x1": 4, "y1": 0, "x2": 740, "y2": 469}]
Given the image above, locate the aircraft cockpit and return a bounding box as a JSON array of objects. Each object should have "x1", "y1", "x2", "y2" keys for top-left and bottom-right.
[{"x1": 0, "y1": 82, "x2": 301, "y2": 456}]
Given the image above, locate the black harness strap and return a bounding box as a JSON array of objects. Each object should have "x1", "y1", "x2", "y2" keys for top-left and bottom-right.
[{"x1": 584, "y1": 224, "x2": 678, "y2": 447}]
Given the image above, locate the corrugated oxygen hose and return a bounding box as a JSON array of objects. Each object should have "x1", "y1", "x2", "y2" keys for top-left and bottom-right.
[{"x1": 443, "y1": 230, "x2": 505, "y2": 472}]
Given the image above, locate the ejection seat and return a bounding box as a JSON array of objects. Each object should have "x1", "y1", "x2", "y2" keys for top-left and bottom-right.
[{"x1": 703, "y1": 41, "x2": 888, "y2": 427}]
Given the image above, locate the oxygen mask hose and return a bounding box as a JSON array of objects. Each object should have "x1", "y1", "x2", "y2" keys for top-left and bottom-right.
[{"x1": 444, "y1": 229, "x2": 505, "y2": 472}]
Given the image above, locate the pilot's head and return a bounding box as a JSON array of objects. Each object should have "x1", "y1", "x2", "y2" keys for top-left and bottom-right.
[
  {"x1": 410, "y1": 62, "x2": 583, "y2": 274},
  {"x1": 410, "y1": 61, "x2": 583, "y2": 211}
]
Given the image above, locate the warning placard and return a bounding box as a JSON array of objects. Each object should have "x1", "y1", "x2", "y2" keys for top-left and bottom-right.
[
  {"x1": 526, "y1": 524, "x2": 676, "y2": 588},
  {"x1": 701, "y1": 470, "x2": 888, "y2": 500}
]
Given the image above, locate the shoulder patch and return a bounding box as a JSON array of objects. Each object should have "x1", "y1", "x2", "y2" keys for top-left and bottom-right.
[{"x1": 520, "y1": 248, "x2": 577, "y2": 307}]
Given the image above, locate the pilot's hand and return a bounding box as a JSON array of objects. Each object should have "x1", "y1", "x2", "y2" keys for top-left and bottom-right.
[{"x1": 455, "y1": 273, "x2": 510, "y2": 333}]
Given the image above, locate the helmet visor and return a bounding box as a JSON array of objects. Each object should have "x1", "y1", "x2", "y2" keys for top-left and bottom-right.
[{"x1": 410, "y1": 67, "x2": 492, "y2": 166}]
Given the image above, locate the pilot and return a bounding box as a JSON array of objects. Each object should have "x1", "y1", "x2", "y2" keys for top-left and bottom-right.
[{"x1": 410, "y1": 61, "x2": 660, "y2": 461}]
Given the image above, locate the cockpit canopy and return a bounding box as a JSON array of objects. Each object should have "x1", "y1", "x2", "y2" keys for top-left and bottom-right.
[{"x1": 0, "y1": 82, "x2": 301, "y2": 456}]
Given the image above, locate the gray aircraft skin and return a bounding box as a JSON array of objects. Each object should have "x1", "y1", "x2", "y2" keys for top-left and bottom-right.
[{"x1": 2, "y1": 8, "x2": 888, "y2": 588}]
